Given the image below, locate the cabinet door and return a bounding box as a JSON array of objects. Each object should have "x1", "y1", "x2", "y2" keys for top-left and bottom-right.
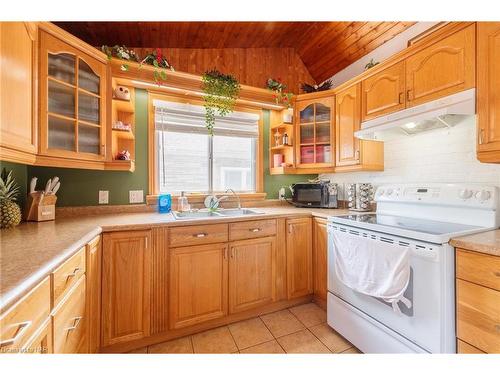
[
  {"x1": 361, "y1": 61, "x2": 406, "y2": 121},
  {"x1": 313, "y1": 218, "x2": 328, "y2": 302},
  {"x1": 286, "y1": 218, "x2": 313, "y2": 299},
  {"x1": 0, "y1": 22, "x2": 37, "y2": 158},
  {"x1": 102, "y1": 230, "x2": 151, "y2": 347},
  {"x1": 86, "y1": 236, "x2": 101, "y2": 353},
  {"x1": 405, "y1": 25, "x2": 475, "y2": 107},
  {"x1": 169, "y1": 243, "x2": 228, "y2": 329},
  {"x1": 229, "y1": 237, "x2": 276, "y2": 314},
  {"x1": 336, "y1": 84, "x2": 361, "y2": 167},
  {"x1": 39, "y1": 30, "x2": 107, "y2": 161},
  {"x1": 295, "y1": 98, "x2": 335, "y2": 167},
  {"x1": 477, "y1": 22, "x2": 500, "y2": 160}
]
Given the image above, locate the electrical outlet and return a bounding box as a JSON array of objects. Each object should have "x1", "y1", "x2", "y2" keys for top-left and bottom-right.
[
  {"x1": 99, "y1": 190, "x2": 109, "y2": 204},
  {"x1": 129, "y1": 190, "x2": 144, "y2": 204}
]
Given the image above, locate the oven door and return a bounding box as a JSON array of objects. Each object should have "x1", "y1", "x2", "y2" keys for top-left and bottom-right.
[
  {"x1": 327, "y1": 223, "x2": 455, "y2": 353},
  {"x1": 292, "y1": 184, "x2": 326, "y2": 207}
]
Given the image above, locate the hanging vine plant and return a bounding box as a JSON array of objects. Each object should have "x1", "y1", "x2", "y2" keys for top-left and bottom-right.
[{"x1": 202, "y1": 69, "x2": 241, "y2": 135}]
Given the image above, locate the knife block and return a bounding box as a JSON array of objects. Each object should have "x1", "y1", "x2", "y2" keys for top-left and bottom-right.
[{"x1": 26, "y1": 192, "x2": 57, "y2": 222}]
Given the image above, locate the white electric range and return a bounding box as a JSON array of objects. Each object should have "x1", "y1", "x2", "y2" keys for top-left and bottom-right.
[{"x1": 327, "y1": 183, "x2": 500, "y2": 353}]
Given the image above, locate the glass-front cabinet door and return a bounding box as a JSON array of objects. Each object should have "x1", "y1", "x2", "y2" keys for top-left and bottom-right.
[
  {"x1": 295, "y1": 97, "x2": 335, "y2": 168},
  {"x1": 39, "y1": 30, "x2": 106, "y2": 161}
]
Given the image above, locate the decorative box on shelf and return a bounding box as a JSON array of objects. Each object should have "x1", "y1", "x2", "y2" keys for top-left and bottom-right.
[{"x1": 26, "y1": 192, "x2": 57, "y2": 222}]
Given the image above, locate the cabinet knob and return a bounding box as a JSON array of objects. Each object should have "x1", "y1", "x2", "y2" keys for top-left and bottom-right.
[
  {"x1": 399, "y1": 92, "x2": 404, "y2": 104},
  {"x1": 249, "y1": 228, "x2": 262, "y2": 232},
  {"x1": 407, "y1": 89, "x2": 413, "y2": 101},
  {"x1": 65, "y1": 316, "x2": 82, "y2": 332},
  {"x1": 193, "y1": 233, "x2": 208, "y2": 238},
  {"x1": 66, "y1": 267, "x2": 81, "y2": 278},
  {"x1": 0, "y1": 321, "x2": 31, "y2": 348},
  {"x1": 479, "y1": 128, "x2": 485, "y2": 145}
]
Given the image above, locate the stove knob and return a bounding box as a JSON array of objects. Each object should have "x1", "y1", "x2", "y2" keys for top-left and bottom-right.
[
  {"x1": 459, "y1": 189, "x2": 473, "y2": 199},
  {"x1": 475, "y1": 190, "x2": 491, "y2": 201}
]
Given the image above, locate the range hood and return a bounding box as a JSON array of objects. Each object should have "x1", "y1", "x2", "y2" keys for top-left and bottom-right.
[{"x1": 355, "y1": 88, "x2": 476, "y2": 141}]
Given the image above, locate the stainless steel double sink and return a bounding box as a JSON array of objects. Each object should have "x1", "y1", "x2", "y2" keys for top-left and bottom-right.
[{"x1": 172, "y1": 208, "x2": 263, "y2": 220}]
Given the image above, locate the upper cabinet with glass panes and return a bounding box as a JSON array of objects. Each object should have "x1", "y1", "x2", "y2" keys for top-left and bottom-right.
[
  {"x1": 39, "y1": 30, "x2": 107, "y2": 161},
  {"x1": 295, "y1": 97, "x2": 335, "y2": 168}
]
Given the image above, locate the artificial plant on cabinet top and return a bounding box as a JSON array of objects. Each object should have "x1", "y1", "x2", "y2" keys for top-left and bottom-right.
[{"x1": 202, "y1": 69, "x2": 241, "y2": 135}]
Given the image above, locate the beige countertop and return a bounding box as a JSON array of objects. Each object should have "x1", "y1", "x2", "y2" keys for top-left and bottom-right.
[
  {"x1": 449, "y1": 229, "x2": 500, "y2": 257},
  {"x1": 0, "y1": 206, "x2": 349, "y2": 313}
]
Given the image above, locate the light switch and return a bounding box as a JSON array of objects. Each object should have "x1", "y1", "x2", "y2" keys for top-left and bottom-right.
[
  {"x1": 99, "y1": 190, "x2": 109, "y2": 204},
  {"x1": 129, "y1": 190, "x2": 144, "y2": 204}
]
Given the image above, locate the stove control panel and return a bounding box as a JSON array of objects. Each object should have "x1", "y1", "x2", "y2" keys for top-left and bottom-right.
[{"x1": 375, "y1": 183, "x2": 499, "y2": 209}]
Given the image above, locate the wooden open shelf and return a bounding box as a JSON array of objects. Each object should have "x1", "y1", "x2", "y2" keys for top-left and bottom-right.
[{"x1": 111, "y1": 79, "x2": 136, "y2": 167}]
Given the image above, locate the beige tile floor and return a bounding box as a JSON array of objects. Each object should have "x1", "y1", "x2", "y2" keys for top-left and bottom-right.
[{"x1": 129, "y1": 303, "x2": 362, "y2": 354}]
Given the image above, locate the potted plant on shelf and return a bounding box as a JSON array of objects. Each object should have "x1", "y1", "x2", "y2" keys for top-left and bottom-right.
[
  {"x1": 202, "y1": 69, "x2": 241, "y2": 134},
  {"x1": 266, "y1": 78, "x2": 293, "y2": 108},
  {"x1": 101, "y1": 45, "x2": 174, "y2": 85}
]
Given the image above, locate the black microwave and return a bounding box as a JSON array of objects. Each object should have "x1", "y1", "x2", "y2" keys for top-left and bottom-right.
[{"x1": 291, "y1": 182, "x2": 338, "y2": 208}]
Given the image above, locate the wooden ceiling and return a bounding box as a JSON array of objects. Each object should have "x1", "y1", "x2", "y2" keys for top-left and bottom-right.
[{"x1": 54, "y1": 22, "x2": 415, "y2": 82}]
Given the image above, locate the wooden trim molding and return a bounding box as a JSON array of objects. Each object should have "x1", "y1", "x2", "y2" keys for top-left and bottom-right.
[
  {"x1": 111, "y1": 59, "x2": 285, "y2": 111},
  {"x1": 147, "y1": 91, "x2": 265, "y2": 197}
]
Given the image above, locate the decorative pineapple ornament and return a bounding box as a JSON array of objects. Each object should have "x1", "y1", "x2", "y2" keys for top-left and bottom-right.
[{"x1": 0, "y1": 169, "x2": 22, "y2": 228}]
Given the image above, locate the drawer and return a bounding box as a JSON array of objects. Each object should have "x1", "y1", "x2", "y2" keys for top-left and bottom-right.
[
  {"x1": 229, "y1": 219, "x2": 277, "y2": 241},
  {"x1": 456, "y1": 279, "x2": 500, "y2": 353},
  {"x1": 457, "y1": 249, "x2": 500, "y2": 291},
  {"x1": 169, "y1": 224, "x2": 228, "y2": 247},
  {"x1": 22, "y1": 318, "x2": 52, "y2": 354},
  {"x1": 51, "y1": 247, "x2": 86, "y2": 308},
  {"x1": 0, "y1": 277, "x2": 50, "y2": 353},
  {"x1": 457, "y1": 339, "x2": 485, "y2": 354},
  {"x1": 52, "y1": 275, "x2": 87, "y2": 354}
]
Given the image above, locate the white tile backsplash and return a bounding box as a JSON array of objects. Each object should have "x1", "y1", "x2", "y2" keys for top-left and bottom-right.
[{"x1": 321, "y1": 117, "x2": 500, "y2": 200}]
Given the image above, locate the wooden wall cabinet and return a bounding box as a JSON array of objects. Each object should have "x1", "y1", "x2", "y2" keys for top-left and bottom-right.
[
  {"x1": 0, "y1": 22, "x2": 38, "y2": 164},
  {"x1": 295, "y1": 97, "x2": 335, "y2": 170},
  {"x1": 477, "y1": 22, "x2": 500, "y2": 163},
  {"x1": 312, "y1": 218, "x2": 328, "y2": 304},
  {"x1": 361, "y1": 61, "x2": 406, "y2": 121},
  {"x1": 286, "y1": 217, "x2": 313, "y2": 299},
  {"x1": 169, "y1": 243, "x2": 228, "y2": 329},
  {"x1": 102, "y1": 230, "x2": 151, "y2": 347},
  {"x1": 229, "y1": 237, "x2": 276, "y2": 314},
  {"x1": 335, "y1": 83, "x2": 384, "y2": 171},
  {"x1": 405, "y1": 24, "x2": 475, "y2": 107},
  {"x1": 86, "y1": 236, "x2": 101, "y2": 353},
  {"x1": 39, "y1": 29, "x2": 107, "y2": 162}
]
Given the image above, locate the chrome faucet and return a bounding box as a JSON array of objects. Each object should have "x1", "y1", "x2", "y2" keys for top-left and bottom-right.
[{"x1": 225, "y1": 189, "x2": 241, "y2": 210}]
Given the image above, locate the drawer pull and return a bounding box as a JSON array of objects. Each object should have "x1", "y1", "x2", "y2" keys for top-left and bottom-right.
[
  {"x1": 193, "y1": 233, "x2": 208, "y2": 238},
  {"x1": 249, "y1": 228, "x2": 262, "y2": 232},
  {"x1": 0, "y1": 321, "x2": 31, "y2": 347},
  {"x1": 66, "y1": 267, "x2": 81, "y2": 278},
  {"x1": 65, "y1": 316, "x2": 82, "y2": 332}
]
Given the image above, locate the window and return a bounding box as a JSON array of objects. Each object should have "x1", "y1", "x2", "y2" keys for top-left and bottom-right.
[{"x1": 154, "y1": 99, "x2": 259, "y2": 195}]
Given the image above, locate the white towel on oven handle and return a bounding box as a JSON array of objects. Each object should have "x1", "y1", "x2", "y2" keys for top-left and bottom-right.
[{"x1": 332, "y1": 229, "x2": 412, "y2": 314}]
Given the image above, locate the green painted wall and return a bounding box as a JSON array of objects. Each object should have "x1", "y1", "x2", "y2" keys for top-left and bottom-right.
[
  {"x1": 0, "y1": 160, "x2": 28, "y2": 209},
  {"x1": 262, "y1": 110, "x2": 317, "y2": 199},
  {"x1": 2, "y1": 91, "x2": 315, "y2": 207}
]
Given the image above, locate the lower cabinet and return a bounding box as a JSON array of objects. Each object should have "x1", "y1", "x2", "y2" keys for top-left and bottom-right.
[
  {"x1": 313, "y1": 218, "x2": 328, "y2": 302},
  {"x1": 286, "y1": 218, "x2": 313, "y2": 299},
  {"x1": 229, "y1": 237, "x2": 276, "y2": 314},
  {"x1": 169, "y1": 243, "x2": 228, "y2": 329},
  {"x1": 102, "y1": 230, "x2": 151, "y2": 347},
  {"x1": 52, "y1": 275, "x2": 87, "y2": 354},
  {"x1": 23, "y1": 318, "x2": 52, "y2": 354}
]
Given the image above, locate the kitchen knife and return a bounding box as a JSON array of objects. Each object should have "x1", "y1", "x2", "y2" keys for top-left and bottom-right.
[
  {"x1": 29, "y1": 177, "x2": 37, "y2": 194},
  {"x1": 50, "y1": 182, "x2": 61, "y2": 195},
  {"x1": 50, "y1": 177, "x2": 59, "y2": 191},
  {"x1": 44, "y1": 179, "x2": 52, "y2": 194}
]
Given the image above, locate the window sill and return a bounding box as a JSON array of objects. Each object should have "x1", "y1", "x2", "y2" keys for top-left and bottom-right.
[{"x1": 146, "y1": 192, "x2": 267, "y2": 206}]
